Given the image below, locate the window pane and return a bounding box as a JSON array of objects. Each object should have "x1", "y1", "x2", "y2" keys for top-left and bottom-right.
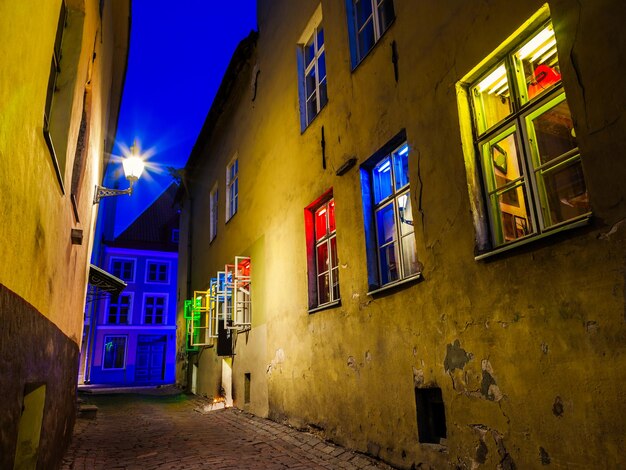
[
  {"x1": 401, "y1": 233, "x2": 418, "y2": 277},
  {"x1": 318, "y1": 272, "x2": 330, "y2": 305},
  {"x1": 304, "y1": 35, "x2": 315, "y2": 68},
  {"x1": 315, "y1": 205, "x2": 328, "y2": 240},
  {"x1": 377, "y1": 0, "x2": 395, "y2": 34},
  {"x1": 318, "y1": 52, "x2": 326, "y2": 82},
  {"x1": 355, "y1": 0, "x2": 373, "y2": 29},
  {"x1": 538, "y1": 159, "x2": 589, "y2": 227},
  {"x1": 471, "y1": 63, "x2": 513, "y2": 134},
  {"x1": 305, "y1": 68, "x2": 316, "y2": 99},
  {"x1": 514, "y1": 23, "x2": 560, "y2": 103},
  {"x1": 316, "y1": 242, "x2": 329, "y2": 273},
  {"x1": 528, "y1": 98, "x2": 577, "y2": 166},
  {"x1": 317, "y1": 26, "x2": 324, "y2": 48},
  {"x1": 393, "y1": 143, "x2": 409, "y2": 190},
  {"x1": 379, "y1": 244, "x2": 399, "y2": 285},
  {"x1": 357, "y1": 19, "x2": 375, "y2": 58},
  {"x1": 330, "y1": 236, "x2": 338, "y2": 269},
  {"x1": 484, "y1": 129, "x2": 524, "y2": 188},
  {"x1": 331, "y1": 267, "x2": 340, "y2": 301},
  {"x1": 376, "y1": 203, "x2": 396, "y2": 246},
  {"x1": 373, "y1": 156, "x2": 393, "y2": 203},
  {"x1": 319, "y1": 78, "x2": 328, "y2": 110},
  {"x1": 328, "y1": 199, "x2": 336, "y2": 232},
  {"x1": 493, "y1": 184, "x2": 534, "y2": 243},
  {"x1": 306, "y1": 95, "x2": 317, "y2": 124},
  {"x1": 397, "y1": 192, "x2": 413, "y2": 236}
]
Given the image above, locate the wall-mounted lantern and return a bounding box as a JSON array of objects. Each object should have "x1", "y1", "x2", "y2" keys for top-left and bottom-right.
[{"x1": 93, "y1": 140, "x2": 145, "y2": 204}]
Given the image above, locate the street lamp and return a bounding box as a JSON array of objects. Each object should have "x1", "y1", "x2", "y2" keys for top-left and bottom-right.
[{"x1": 93, "y1": 140, "x2": 145, "y2": 204}]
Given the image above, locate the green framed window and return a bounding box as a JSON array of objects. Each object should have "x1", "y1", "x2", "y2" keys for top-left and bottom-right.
[{"x1": 467, "y1": 18, "x2": 590, "y2": 248}]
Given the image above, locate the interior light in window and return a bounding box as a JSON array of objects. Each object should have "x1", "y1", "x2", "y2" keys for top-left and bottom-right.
[
  {"x1": 477, "y1": 64, "x2": 506, "y2": 93},
  {"x1": 518, "y1": 25, "x2": 555, "y2": 60},
  {"x1": 398, "y1": 144, "x2": 409, "y2": 156}
]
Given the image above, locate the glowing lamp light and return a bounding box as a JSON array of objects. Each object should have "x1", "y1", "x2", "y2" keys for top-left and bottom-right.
[{"x1": 93, "y1": 139, "x2": 145, "y2": 204}]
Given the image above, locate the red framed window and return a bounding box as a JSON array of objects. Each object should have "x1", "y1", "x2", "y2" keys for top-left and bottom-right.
[{"x1": 305, "y1": 192, "x2": 340, "y2": 310}]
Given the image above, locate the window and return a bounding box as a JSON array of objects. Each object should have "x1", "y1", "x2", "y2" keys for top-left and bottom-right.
[
  {"x1": 461, "y1": 13, "x2": 590, "y2": 252},
  {"x1": 107, "y1": 294, "x2": 132, "y2": 324},
  {"x1": 43, "y1": 0, "x2": 66, "y2": 173},
  {"x1": 146, "y1": 261, "x2": 169, "y2": 283},
  {"x1": 102, "y1": 336, "x2": 127, "y2": 369},
  {"x1": 305, "y1": 193, "x2": 340, "y2": 310},
  {"x1": 210, "y1": 183, "x2": 218, "y2": 241},
  {"x1": 415, "y1": 387, "x2": 447, "y2": 444},
  {"x1": 110, "y1": 258, "x2": 135, "y2": 282},
  {"x1": 226, "y1": 156, "x2": 238, "y2": 221},
  {"x1": 171, "y1": 229, "x2": 180, "y2": 243},
  {"x1": 143, "y1": 294, "x2": 167, "y2": 325},
  {"x1": 297, "y1": 5, "x2": 328, "y2": 130},
  {"x1": 360, "y1": 135, "x2": 419, "y2": 290},
  {"x1": 345, "y1": 0, "x2": 395, "y2": 67}
]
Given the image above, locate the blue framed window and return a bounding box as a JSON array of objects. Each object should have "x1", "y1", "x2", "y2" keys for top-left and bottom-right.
[
  {"x1": 297, "y1": 5, "x2": 328, "y2": 130},
  {"x1": 146, "y1": 261, "x2": 169, "y2": 283},
  {"x1": 110, "y1": 258, "x2": 135, "y2": 282},
  {"x1": 345, "y1": 0, "x2": 395, "y2": 68},
  {"x1": 103, "y1": 336, "x2": 127, "y2": 369},
  {"x1": 144, "y1": 294, "x2": 167, "y2": 325},
  {"x1": 107, "y1": 294, "x2": 132, "y2": 324},
  {"x1": 360, "y1": 132, "x2": 419, "y2": 290}
]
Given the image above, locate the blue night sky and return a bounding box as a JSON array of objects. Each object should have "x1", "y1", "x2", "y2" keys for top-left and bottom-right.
[{"x1": 105, "y1": 0, "x2": 257, "y2": 236}]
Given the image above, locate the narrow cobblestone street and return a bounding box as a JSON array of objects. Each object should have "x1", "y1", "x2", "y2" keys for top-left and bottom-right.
[{"x1": 62, "y1": 390, "x2": 396, "y2": 470}]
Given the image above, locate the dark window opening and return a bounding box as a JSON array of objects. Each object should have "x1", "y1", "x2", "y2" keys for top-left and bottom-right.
[
  {"x1": 415, "y1": 387, "x2": 447, "y2": 444},
  {"x1": 244, "y1": 373, "x2": 251, "y2": 404}
]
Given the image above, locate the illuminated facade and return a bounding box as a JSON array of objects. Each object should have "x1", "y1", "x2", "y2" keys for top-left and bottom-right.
[
  {"x1": 0, "y1": 0, "x2": 130, "y2": 467},
  {"x1": 178, "y1": 1, "x2": 626, "y2": 468},
  {"x1": 83, "y1": 184, "x2": 179, "y2": 386}
]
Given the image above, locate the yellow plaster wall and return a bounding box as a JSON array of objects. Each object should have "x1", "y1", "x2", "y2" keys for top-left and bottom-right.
[
  {"x1": 0, "y1": 0, "x2": 129, "y2": 345},
  {"x1": 181, "y1": 0, "x2": 626, "y2": 467}
]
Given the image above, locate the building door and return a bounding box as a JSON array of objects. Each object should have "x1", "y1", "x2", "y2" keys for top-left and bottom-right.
[{"x1": 135, "y1": 335, "x2": 166, "y2": 382}]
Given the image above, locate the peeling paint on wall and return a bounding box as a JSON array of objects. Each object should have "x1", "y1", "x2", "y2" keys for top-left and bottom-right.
[{"x1": 444, "y1": 339, "x2": 473, "y2": 372}]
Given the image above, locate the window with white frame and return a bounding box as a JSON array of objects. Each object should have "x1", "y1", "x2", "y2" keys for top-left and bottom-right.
[
  {"x1": 102, "y1": 336, "x2": 127, "y2": 369},
  {"x1": 110, "y1": 258, "x2": 135, "y2": 282},
  {"x1": 226, "y1": 156, "x2": 238, "y2": 221},
  {"x1": 210, "y1": 183, "x2": 218, "y2": 241},
  {"x1": 360, "y1": 135, "x2": 419, "y2": 290},
  {"x1": 345, "y1": 0, "x2": 395, "y2": 68},
  {"x1": 107, "y1": 294, "x2": 132, "y2": 324},
  {"x1": 460, "y1": 11, "x2": 590, "y2": 252},
  {"x1": 297, "y1": 4, "x2": 327, "y2": 130},
  {"x1": 143, "y1": 294, "x2": 167, "y2": 325},
  {"x1": 305, "y1": 194, "x2": 339, "y2": 310},
  {"x1": 146, "y1": 261, "x2": 169, "y2": 283}
]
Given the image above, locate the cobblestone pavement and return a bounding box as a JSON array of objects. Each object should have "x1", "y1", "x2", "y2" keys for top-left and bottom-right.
[{"x1": 62, "y1": 391, "x2": 396, "y2": 470}]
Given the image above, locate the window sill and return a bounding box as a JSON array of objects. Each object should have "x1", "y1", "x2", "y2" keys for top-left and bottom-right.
[
  {"x1": 308, "y1": 299, "x2": 341, "y2": 315},
  {"x1": 475, "y1": 215, "x2": 591, "y2": 261},
  {"x1": 367, "y1": 273, "x2": 422, "y2": 297}
]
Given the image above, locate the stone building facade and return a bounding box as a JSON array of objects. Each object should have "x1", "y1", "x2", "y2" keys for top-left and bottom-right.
[
  {"x1": 0, "y1": 1, "x2": 129, "y2": 468},
  {"x1": 178, "y1": 1, "x2": 626, "y2": 468}
]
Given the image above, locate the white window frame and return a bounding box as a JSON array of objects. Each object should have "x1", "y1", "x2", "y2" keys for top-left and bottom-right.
[
  {"x1": 311, "y1": 197, "x2": 339, "y2": 309},
  {"x1": 298, "y1": 4, "x2": 327, "y2": 129},
  {"x1": 142, "y1": 293, "x2": 168, "y2": 325},
  {"x1": 106, "y1": 292, "x2": 133, "y2": 325},
  {"x1": 210, "y1": 183, "x2": 218, "y2": 241},
  {"x1": 109, "y1": 257, "x2": 136, "y2": 283},
  {"x1": 102, "y1": 335, "x2": 127, "y2": 370},
  {"x1": 458, "y1": 8, "x2": 591, "y2": 256},
  {"x1": 226, "y1": 155, "x2": 239, "y2": 221},
  {"x1": 145, "y1": 259, "x2": 170, "y2": 284}
]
